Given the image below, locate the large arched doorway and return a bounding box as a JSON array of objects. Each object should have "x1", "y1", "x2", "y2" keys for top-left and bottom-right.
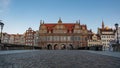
[
  {"x1": 54, "y1": 44, "x2": 59, "y2": 50},
  {"x1": 47, "y1": 44, "x2": 52, "y2": 50},
  {"x1": 69, "y1": 44, "x2": 73, "y2": 50},
  {"x1": 61, "y1": 44, "x2": 66, "y2": 50}
]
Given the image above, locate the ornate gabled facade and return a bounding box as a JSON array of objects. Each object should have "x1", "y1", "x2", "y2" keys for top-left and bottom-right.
[
  {"x1": 2, "y1": 33, "x2": 10, "y2": 43},
  {"x1": 88, "y1": 33, "x2": 102, "y2": 47},
  {"x1": 25, "y1": 27, "x2": 36, "y2": 46},
  {"x1": 98, "y1": 21, "x2": 115, "y2": 50},
  {"x1": 39, "y1": 19, "x2": 89, "y2": 50},
  {"x1": 2, "y1": 33, "x2": 24, "y2": 45},
  {"x1": 13, "y1": 34, "x2": 23, "y2": 44}
]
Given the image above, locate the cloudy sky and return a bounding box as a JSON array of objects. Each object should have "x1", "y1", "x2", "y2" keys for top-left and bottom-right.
[{"x1": 0, "y1": 0, "x2": 120, "y2": 34}]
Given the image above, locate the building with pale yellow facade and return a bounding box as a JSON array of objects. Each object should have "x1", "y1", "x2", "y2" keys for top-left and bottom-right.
[{"x1": 88, "y1": 34, "x2": 102, "y2": 47}]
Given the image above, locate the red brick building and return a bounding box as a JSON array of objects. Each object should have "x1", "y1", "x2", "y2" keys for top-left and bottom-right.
[
  {"x1": 25, "y1": 27, "x2": 35, "y2": 46},
  {"x1": 39, "y1": 19, "x2": 90, "y2": 49}
]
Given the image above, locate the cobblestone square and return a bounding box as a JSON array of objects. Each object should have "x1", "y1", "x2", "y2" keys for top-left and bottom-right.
[{"x1": 0, "y1": 50, "x2": 120, "y2": 68}]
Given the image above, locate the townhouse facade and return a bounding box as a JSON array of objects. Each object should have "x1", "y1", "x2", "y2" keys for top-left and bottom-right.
[
  {"x1": 1, "y1": 19, "x2": 117, "y2": 50},
  {"x1": 2, "y1": 33, "x2": 24, "y2": 45},
  {"x1": 98, "y1": 21, "x2": 115, "y2": 50},
  {"x1": 24, "y1": 27, "x2": 36, "y2": 46},
  {"x1": 2, "y1": 33, "x2": 10, "y2": 43},
  {"x1": 88, "y1": 33, "x2": 102, "y2": 47},
  {"x1": 39, "y1": 19, "x2": 90, "y2": 49}
]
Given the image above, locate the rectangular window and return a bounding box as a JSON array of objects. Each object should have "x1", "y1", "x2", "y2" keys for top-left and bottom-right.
[
  {"x1": 68, "y1": 36, "x2": 70, "y2": 41},
  {"x1": 71, "y1": 36, "x2": 74, "y2": 41},
  {"x1": 63, "y1": 36, "x2": 65, "y2": 41},
  {"x1": 74, "y1": 36, "x2": 77, "y2": 41},
  {"x1": 47, "y1": 36, "x2": 50, "y2": 41},
  {"x1": 57, "y1": 36, "x2": 59, "y2": 41}
]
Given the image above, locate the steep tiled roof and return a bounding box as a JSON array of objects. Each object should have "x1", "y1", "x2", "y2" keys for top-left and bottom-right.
[
  {"x1": 39, "y1": 19, "x2": 88, "y2": 33},
  {"x1": 44, "y1": 23, "x2": 87, "y2": 31}
]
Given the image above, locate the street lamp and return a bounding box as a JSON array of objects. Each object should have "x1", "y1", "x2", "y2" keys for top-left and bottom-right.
[
  {"x1": 115, "y1": 23, "x2": 119, "y2": 44},
  {"x1": 0, "y1": 20, "x2": 4, "y2": 43}
]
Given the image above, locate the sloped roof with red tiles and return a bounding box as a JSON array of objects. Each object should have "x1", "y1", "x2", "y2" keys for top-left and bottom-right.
[
  {"x1": 39, "y1": 18, "x2": 88, "y2": 33},
  {"x1": 44, "y1": 23, "x2": 75, "y2": 31},
  {"x1": 43, "y1": 23, "x2": 87, "y2": 31}
]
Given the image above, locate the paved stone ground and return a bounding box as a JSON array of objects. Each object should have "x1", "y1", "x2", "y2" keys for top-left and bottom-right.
[
  {"x1": 0, "y1": 50, "x2": 37, "y2": 55},
  {"x1": 0, "y1": 50, "x2": 120, "y2": 68},
  {"x1": 86, "y1": 50, "x2": 120, "y2": 58}
]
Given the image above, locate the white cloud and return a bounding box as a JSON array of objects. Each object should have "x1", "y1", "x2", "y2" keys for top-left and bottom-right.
[{"x1": 0, "y1": 0, "x2": 11, "y2": 13}]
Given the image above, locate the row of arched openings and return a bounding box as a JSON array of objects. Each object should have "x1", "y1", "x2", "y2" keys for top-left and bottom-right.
[{"x1": 47, "y1": 44, "x2": 73, "y2": 50}]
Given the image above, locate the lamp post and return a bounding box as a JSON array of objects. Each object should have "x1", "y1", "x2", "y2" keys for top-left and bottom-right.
[
  {"x1": 115, "y1": 23, "x2": 119, "y2": 44},
  {"x1": 0, "y1": 20, "x2": 4, "y2": 43}
]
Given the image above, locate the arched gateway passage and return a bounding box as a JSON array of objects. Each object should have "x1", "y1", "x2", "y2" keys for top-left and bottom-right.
[
  {"x1": 54, "y1": 44, "x2": 59, "y2": 50},
  {"x1": 69, "y1": 44, "x2": 73, "y2": 50},
  {"x1": 47, "y1": 44, "x2": 52, "y2": 50},
  {"x1": 61, "y1": 44, "x2": 66, "y2": 50}
]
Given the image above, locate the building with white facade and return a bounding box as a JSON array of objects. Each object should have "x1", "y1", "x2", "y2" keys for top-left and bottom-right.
[{"x1": 98, "y1": 21, "x2": 115, "y2": 50}]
